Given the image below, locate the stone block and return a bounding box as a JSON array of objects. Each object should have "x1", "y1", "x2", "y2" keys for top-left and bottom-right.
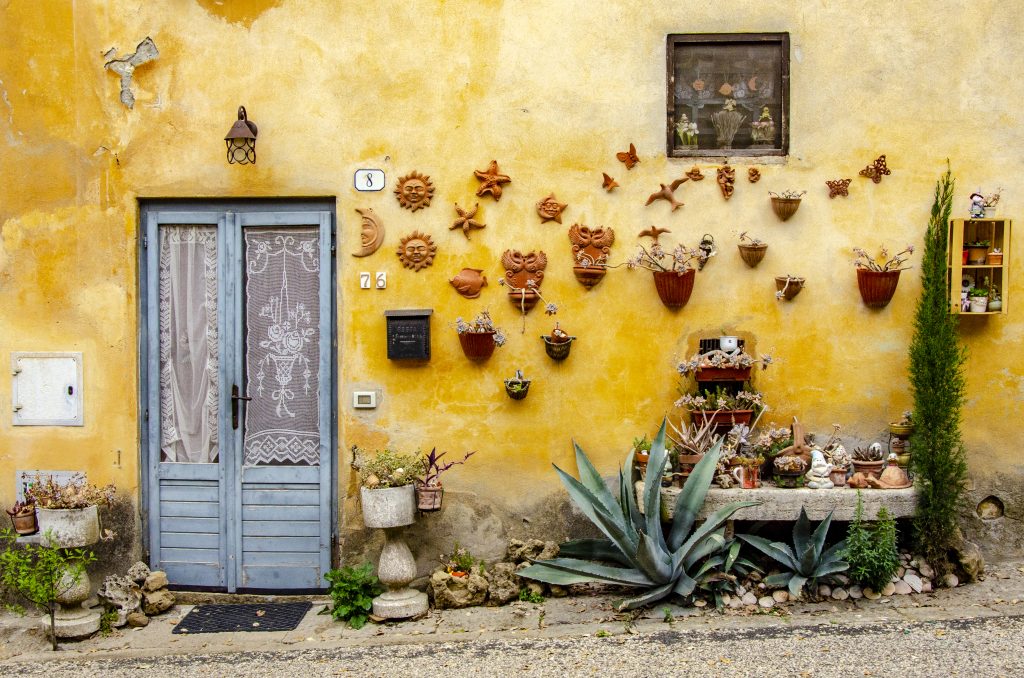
[
  {"x1": 484, "y1": 562, "x2": 520, "y2": 606},
  {"x1": 143, "y1": 570, "x2": 169, "y2": 592},
  {"x1": 430, "y1": 570, "x2": 488, "y2": 609},
  {"x1": 142, "y1": 588, "x2": 174, "y2": 615}
]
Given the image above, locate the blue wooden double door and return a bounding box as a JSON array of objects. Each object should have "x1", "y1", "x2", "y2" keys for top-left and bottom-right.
[{"x1": 142, "y1": 204, "x2": 335, "y2": 591}]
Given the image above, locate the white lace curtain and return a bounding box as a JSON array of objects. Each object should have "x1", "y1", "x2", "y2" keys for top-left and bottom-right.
[{"x1": 159, "y1": 226, "x2": 219, "y2": 463}]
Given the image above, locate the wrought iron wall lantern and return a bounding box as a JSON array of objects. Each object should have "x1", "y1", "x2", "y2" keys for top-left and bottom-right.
[{"x1": 224, "y1": 106, "x2": 258, "y2": 164}]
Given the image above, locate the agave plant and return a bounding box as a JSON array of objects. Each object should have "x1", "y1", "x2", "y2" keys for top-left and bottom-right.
[
  {"x1": 694, "y1": 540, "x2": 761, "y2": 611},
  {"x1": 517, "y1": 419, "x2": 759, "y2": 610},
  {"x1": 737, "y1": 507, "x2": 848, "y2": 598}
]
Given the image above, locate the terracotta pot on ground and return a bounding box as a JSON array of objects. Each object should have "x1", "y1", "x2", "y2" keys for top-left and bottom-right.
[
  {"x1": 851, "y1": 459, "x2": 885, "y2": 480},
  {"x1": 737, "y1": 243, "x2": 768, "y2": 268},
  {"x1": 770, "y1": 197, "x2": 802, "y2": 222},
  {"x1": 856, "y1": 268, "x2": 902, "y2": 308},
  {"x1": 652, "y1": 269, "x2": 696, "y2": 309},
  {"x1": 458, "y1": 331, "x2": 496, "y2": 360}
]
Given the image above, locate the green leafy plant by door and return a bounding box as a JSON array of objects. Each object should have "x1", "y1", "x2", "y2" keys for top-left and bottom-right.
[{"x1": 322, "y1": 563, "x2": 383, "y2": 629}]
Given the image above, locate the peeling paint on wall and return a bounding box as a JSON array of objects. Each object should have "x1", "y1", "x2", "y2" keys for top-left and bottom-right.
[{"x1": 103, "y1": 37, "x2": 158, "y2": 109}]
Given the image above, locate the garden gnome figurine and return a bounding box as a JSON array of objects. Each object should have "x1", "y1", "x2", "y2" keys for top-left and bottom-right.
[
  {"x1": 969, "y1": 192, "x2": 986, "y2": 219},
  {"x1": 805, "y1": 449, "x2": 834, "y2": 489}
]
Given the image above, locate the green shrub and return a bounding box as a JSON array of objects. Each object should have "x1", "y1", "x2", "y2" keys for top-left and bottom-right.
[
  {"x1": 843, "y1": 493, "x2": 900, "y2": 592},
  {"x1": 518, "y1": 589, "x2": 544, "y2": 604},
  {"x1": 322, "y1": 563, "x2": 383, "y2": 629}
]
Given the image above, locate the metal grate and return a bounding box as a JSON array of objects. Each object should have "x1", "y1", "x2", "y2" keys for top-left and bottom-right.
[{"x1": 172, "y1": 602, "x2": 312, "y2": 634}]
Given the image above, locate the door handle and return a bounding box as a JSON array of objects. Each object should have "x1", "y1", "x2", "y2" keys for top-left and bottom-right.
[{"x1": 231, "y1": 384, "x2": 252, "y2": 429}]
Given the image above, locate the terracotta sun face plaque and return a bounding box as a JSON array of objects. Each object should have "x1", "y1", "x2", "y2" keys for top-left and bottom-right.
[
  {"x1": 536, "y1": 193, "x2": 567, "y2": 224},
  {"x1": 473, "y1": 160, "x2": 511, "y2": 200},
  {"x1": 449, "y1": 268, "x2": 488, "y2": 298},
  {"x1": 394, "y1": 171, "x2": 435, "y2": 211},
  {"x1": 397, "y1": 231, "x2": 437, "y2": 271},
  {"x1": 352, "y1": 207, "x2": 385, "y2": 257}
]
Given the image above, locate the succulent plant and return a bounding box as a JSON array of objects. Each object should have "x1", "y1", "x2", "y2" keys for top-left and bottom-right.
[
  {"x1": 852, "y1": 443, "x2": 885, "y2": 462},
  {"x1": 517, "y1": 419, "x2": 758, "y2": 610},
  {"x1": 738, "y1": 507, "x2": 848, "y2": 598}
]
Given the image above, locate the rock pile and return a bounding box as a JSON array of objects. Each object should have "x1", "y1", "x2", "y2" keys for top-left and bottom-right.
[
  {"x1": 97, "y1": 561, "x2": 175, "y2": 628},
  {"x1": 428, "y1": 538, "x2": 560, "y2": 610}
]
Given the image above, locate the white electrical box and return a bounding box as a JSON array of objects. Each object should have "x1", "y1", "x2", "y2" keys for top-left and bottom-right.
[
  {"x1": 352, "y1": 391, "x2": 377, "y2": 409},
  {"x1": 11, "y1": 352, "x2": 84, "y2": 426}
]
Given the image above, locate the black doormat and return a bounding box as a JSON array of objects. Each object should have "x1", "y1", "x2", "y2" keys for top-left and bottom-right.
[{"x1": 172, "y1": 602, "x2": 313, "y2": 634}]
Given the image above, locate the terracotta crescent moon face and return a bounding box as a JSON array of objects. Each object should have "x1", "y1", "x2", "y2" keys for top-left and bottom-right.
[{"x1": 352, "y1": 207, "x2": 384, "y2": 257}]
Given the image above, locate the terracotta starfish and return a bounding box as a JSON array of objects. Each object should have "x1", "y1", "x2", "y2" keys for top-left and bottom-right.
[
  {"x1": 602, "y1": 173, "x2": 619, "y2": 192},
  {"x1": 638, "y1": 226, "x2": 671, "y2": 243},
  {"x1": 473, "y1": 160, "x2": 512, "y2": 200},
  {"x1": 450, "y1": 202, "x2": 486, "y2": 238},
  {"x1": 645, "y1": 177, "x2": 689, "y2": 211},
  {"x1": 536, "y1": 193, "x2": 567, "y2": 224}
]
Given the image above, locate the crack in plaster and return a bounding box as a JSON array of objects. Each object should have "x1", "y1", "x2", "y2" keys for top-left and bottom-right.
[{"x1": 103, "y1": 37, "x2": 159, "y2": 110}]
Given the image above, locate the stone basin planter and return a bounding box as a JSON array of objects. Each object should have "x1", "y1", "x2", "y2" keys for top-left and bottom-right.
[
  {"x1": 360, "y1": 485, "x2": 427, "y2": 619},
  {"x1": 36, "y1": 505, "x2": 100, "y2": 548}
]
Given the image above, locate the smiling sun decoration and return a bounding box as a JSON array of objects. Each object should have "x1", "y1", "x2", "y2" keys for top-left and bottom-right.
[
  {"x1": 397, "y1": 231, "x2": 437, "y2": 271},
  {"x1": 394, "y1": 171, "x2": 435, "y2": 211}
]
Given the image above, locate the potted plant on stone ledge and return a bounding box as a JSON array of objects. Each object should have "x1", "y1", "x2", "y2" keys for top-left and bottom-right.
[{"x1": 415, "y1": 448, "x2": 475, "y2": 512}]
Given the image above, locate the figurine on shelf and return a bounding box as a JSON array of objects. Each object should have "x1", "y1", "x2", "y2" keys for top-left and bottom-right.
[
  {"x1": 969, "y1": 192, "x2": 986, "y2": 219},
  {"x1": 804, "y1": 449, "x2": 834, "y2": 489}
]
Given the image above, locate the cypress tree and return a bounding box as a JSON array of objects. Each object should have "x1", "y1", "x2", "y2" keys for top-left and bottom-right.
[{"x1": 908, "y1": 165, "x2": 969, "y2": 569}]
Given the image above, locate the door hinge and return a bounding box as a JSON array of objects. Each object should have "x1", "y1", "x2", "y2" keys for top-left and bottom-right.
[
  {"x1": 144, "y1": 408, "x2": 149, "y2": 422},
  {"x1": 330, "y1": 232, "x2": 336, "y2": 255},
  {"x1": 143, "y1": 235, "x2": 148, "y2": 248}
]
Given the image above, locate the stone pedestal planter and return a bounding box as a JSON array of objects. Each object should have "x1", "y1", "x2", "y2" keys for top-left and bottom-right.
[
  {"x1": 361, "y1": 485, "x2": 427, "y2": 619},
  {"x1": 36, "y1": 506, "x2": 102, "y2": 638}
]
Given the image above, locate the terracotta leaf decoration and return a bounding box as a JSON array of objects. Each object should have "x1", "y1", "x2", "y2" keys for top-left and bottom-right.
[
  {"x1": 602, "y1": 173, "x2": 619, "y2": 192},
  {"x1": 748, "y1": 168, "x2": 761, "y2": 183},
  {"x1": 638, "y1": 226, "x2": 670, "y2": 243},
  {"x1": 685, "y1": 166, "x2": 705, "y2": 181},
  {"x1": 394, "y1": 171, "x2": 435, "y2": 211},
  {"x1": 645, "y1": 177, "x2": 689, "y2": 212},
  {"x1": 536, "y1": 193, "x2": 568, "y2": 224},
  {"x1": 449, "y1": 268, "x2": 488, "y2": 299},
  {"x1": 351, "y1": 207, "x2": 385, "y2": 257},
  {"x1": 473, "y1": 160, "x2": 512, "y2": 200},
  {"x1": 826, "y1": 178, "x2": 852, "y2": 198},
  {"x1": 397, "y1": 231, "x2": 437, "y2": 271},
  {"x1": 859, "y1": 155, "x2": 892, "y2": 184},
  {"x1": 717, "y1": 164, "x2": 736, "y2": 200},
  {"x1": 450, "y1": 202, "x2": 485, "y2": 238},
  {"x1": 615, "y1": 143, "x2": 639, "y2": 170}
]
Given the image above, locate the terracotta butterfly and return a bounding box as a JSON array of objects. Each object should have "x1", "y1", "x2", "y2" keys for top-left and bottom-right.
[
  {"x1": 859, "y1": 155, "x2": 891, "y2": 183},
  {"x1": 601, "y1": 172, "x2": 619, "y2": 191},
  {"x1": 825, "y1": 178, "x2": 852, "y2": 198},
  {"x1": 616, "y1": 143, "x2": 639, "y2": 170}
]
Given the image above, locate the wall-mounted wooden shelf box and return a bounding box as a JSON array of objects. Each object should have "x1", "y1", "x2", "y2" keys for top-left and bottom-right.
[{"x1": 948, "y1": 218, "x2": 1011, "y2": 315}]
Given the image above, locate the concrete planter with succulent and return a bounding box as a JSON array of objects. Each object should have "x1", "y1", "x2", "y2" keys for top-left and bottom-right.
[{"x1": 853, "y1": 244, "x2": 915, "y2": 308}]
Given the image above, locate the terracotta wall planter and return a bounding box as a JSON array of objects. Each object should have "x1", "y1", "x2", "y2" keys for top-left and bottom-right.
[
  {"x1": 770, "y1": 197, "x2": 802, "y2": 222},
  {"x1": 737, "y1": 243, "x2": 767, "y2": 268},
  {"x1": 458, "y1": 331, "x2": 496, "y2": 360},
  {"x1": 541, "y1": 335, "x2": 575, "y2": 361},
  {"x1": 856, "y1": 268, "x2": 902, "y2": 307},
  {"x1": 695, "y1": 366, "x2": 752, "y2": 383},
  {"x1": 415, "y1": 484, "x2": 444, "y2": 512},
  {"x1": 692, "y1": 409, "x2": 753, "y2": 428},
  {"x1": 775, "y1": 276, "x2": 805, "y2": 300},
  {"x1": 652, "y1": 269, "x2": 695, "y2": 309},
  {"x1": 7, "y1": 508, "x2": 38, "y2": 535},
  {"x1": 572, "y1": 265, "x2": 607, "y2": 289}
]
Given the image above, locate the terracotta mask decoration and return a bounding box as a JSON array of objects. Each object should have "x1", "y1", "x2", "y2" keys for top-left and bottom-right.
[
  {"x1": 685, "y1": 166, "x2": 705, "y2": 181},
  {"x1": 536, "y1": 193, "x2": 568, "y2": 224},
  {"x1": 602, "y1": 173, "x2": 619, "y2": 192},
  {"x1": 501, "y1": 249, "x2": 547, "y2": 312},
  {"x1": 859, "y1": 155, "x2": 891, "y2": 184},
  {"x1": 717, "y1": 164, "x2": 736, "y2": 200},
  {"x1": 397, "y1": 231, "x2": 437, "y2": 271},
  {"x1": 638, "y1": 226, "x2": 670, "y2": 244},
  {"x1": 568, "y1": 223, "x2": 615, "y2": 289},
  {"x1": 449, "y1": 268, "x2": 488, "y2": 299},
  {"x1": 473, "y1": 160, "x2": 511, "y2": 200},
  {"x1": 645, "y1": 177, "x2": 688, "y2": 212},
  {"x1": 395, "y1": 171, "x2": 435, "y2": 211},
  {"x1": 616, "y1": 143, "x2": 639, "y2": 169},
  {"x1": 450, "y1": 202, "x2": 485, "y2": 238},
  {"x1": 352, "y1": 207, "x2": 385, "y2": 257},
  {"x1": 748, "y1": 168, "x2": 761, "y2": 183},
  {"x1": 826, "y1": 178, "x2": 852, "y2": 198}
]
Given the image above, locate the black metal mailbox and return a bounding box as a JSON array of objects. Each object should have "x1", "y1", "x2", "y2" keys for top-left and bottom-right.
[{"x1": 384, "y1": 309, "x2": 432, "y2": 360}]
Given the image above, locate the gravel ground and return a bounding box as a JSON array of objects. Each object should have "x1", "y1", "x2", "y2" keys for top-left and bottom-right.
[{"x1": 6, "y1": 613, "x2": 1023, "y2": 678}]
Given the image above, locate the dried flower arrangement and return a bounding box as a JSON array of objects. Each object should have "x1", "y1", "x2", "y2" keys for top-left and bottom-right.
[
  {"x1": 623, "y1": 241, "x2": 711, "y2": 274},
  {"x1": 768, "y1": 190, "x2": 806, "y2": 200},
  {"x1": 853, "y1": 244, "x2": 915, "y2": 272},
  {"x1": 455, "y1": 310, "x2": 507, "y2": 346},
  {"x1": 25, "y1": 473, "x2": 115, "y2": 510}
]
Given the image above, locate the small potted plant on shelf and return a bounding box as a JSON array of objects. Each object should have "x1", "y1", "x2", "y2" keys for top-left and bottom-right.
[
  {"x1": 632, "y1": 435, "x2": 652, "y2": 474},
  {"x1": 415, "y1": 448, "x2": 475, "y2": 512},
  {"x1": 768, "y1": 190, "x2": 806, "y2": 222},
  {"x1": 965, "y1": 240, "x2": 990, "y2": 265},
  {"x1": 677, "y1": 387, "x2": 766, "y2": 430},
  {"x1": 455, "y1": 310, "x2": 507, "y2": 361},
  {"x1": 986, "y1": 248, "x2": 1003, "y2": 265},
  {"x1": 851, "y1": 443, "x2": 886, "y2": 479},
  {"x1": 749, "y1": 105, "x2": 775, "y2": 148},
  {"x1": 888, "y1": 411, "x2": 915, "y2": 437},
  {"x1": 666, "y1": 416, "x2": 721, "y2": 484},
  {"x1": 772, "y1": 454, "x2": 808, "y2": 488},
  {"x1": 24, "y1": 473, "x2": 115, "y2": 548},
  {"x1": 621, "y1": 240, "x2": 711, "y2": 309},
  {"x1": 541, "y1": 322, "x2": 575, "y2": 361},
  {"x1": 987, "y1": 286, "x2": 1002, "y2": 312},
  {"x1": 853, "y1": 244, "x2": 915, "y2": 308},
  {"x1": 968, "y1": 285, "x2": 989, "y2": 312},
  {"x1": 737, "y1": 232, "x2": 768, "y2": 268},
  {"x1": 774, "y1": 274, "x2": 806, "y2": 300},
  {"x1": 730, "y1": 453, "x2": 765, "y2": 489},
  {"x1": 504, "y1": 369, "x2": 531, "y2": 400},
  {"x1": 6, "y1": 500, "x2": 38, "y2": 536}
]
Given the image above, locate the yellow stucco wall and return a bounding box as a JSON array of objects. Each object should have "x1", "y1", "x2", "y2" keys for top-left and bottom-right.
[{"x1": 1, "y1": 1, "x2": 1021, "y2": 550}]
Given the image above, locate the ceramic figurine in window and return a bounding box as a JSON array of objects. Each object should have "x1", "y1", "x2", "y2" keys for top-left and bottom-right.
[
  {"x1": 750, "y1": 106, "x2": 775, "y2": 147},
  {"x1": 969, "y1": 192, "x2": 986, "y2": 219}
]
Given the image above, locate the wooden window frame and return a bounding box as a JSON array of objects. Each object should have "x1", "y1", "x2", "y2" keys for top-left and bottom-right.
[{"x1": 666, "y1": 33, "x2": 790, "y2": 158}]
